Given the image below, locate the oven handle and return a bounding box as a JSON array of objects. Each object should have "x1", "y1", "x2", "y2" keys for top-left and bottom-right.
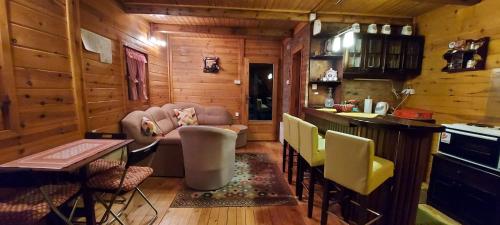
[{"x1": 446, "y1": 129, "x2": 498, "y2": 141}]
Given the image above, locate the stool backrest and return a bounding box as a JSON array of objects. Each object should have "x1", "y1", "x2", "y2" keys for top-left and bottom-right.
[
  {"x1": 282, "y1": 113, "x2": 291, "y2": 141},
  {"x1": 288, "y1": 115, "x2": 301, "y2": 150},
  {"x1": 298, "y1": 119, "x2": 321, "y2": 165},
  {"x1": 324, "y1": 131, "x2": 374, "y2": 195}
]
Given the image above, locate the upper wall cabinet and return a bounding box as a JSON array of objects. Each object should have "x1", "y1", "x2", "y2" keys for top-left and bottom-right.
[{"x1": 343, "y1": 33, "x2": 424, "y2": 79}]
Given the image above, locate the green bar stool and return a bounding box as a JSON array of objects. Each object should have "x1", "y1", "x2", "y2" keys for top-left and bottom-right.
[
  {"x1": 287, "y1": 114, "x2": 301, "y2": 185},
  {"x1": 297, "y1": 119, "x2": 325, "y2": 218},
  {"x1": 282, "y1": 113, "x2": 291, "y2": 173},
  {"x1": 321, "y1": 131, "x2": 394, "y2": 225}
]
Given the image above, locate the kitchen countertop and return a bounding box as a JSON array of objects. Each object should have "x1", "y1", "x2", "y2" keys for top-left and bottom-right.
[{"x1": 304, "y1": 107, "x2": 445, "y2": 132}]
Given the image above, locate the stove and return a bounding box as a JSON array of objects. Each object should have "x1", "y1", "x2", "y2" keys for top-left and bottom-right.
[{"x1": 439, "y1": 123, "x2": 500, "y2": 171}]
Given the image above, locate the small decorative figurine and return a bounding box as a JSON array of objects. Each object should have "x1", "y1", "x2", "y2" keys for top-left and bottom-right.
[{"x1": 323, "y1": 68, "x2": 338, "y2": 81}]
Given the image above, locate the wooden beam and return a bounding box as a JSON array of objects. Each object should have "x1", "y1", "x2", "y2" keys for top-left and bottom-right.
[
  {"x1": 411, "y1": 0, "x2": 481, "y2": 6},
  {"x1": 124, "y1": 4, "x2": 308, "y2": 21},
  {"x1": 65, "y1": 0, "x2": 87, "y2": 135},
  {"x1": 318, "y1": 12, "x2": 413, "y2": 25},
  {"x1": 151, "y1": 23, "x2": 292, "y2": 37},
  {"x1": 121, "y1": 3, "x2": 413, "y2": 25}
]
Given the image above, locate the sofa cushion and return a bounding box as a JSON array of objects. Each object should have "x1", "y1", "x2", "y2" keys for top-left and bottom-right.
[
  {"x1": 197, "y1": 106, "x2": 233, "y2": 125},
  {"x1": 141, "y1": 116, "x2": 160, "y2": 136},
  {"x1": 145, "y1": 106, "x2": 177, "y2": 134},
  {"x1": 174, "y1": 107, "x2": 199, "y2": 126},
  {"x1": 212, "y1": 125, "x2": 247, "y2": 134},
  {"x1": 121, "y1": 111, "x2": 156, "y2": 148},
  {"x1": 156, "y1": 127, "x2": 181, "y2": 145}
]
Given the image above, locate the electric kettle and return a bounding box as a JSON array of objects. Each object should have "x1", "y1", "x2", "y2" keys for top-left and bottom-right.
[{"x1": 375, "y1": 102, "x2": 389, "y2": 115}]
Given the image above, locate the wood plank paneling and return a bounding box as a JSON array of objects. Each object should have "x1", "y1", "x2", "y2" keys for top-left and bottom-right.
[
  {"x1": 170, "y1": 36, "x2": 242, "y2": 123},
  {"x1": 80, "y1": 0, "x2": 170, "y2": 132},
  {"x1": 170, "y1": 36, "x2": 281, "y2": 136},
  {"x1": 0, "y1": 0, "x2": 170, "y2": 163},
  {"x1": 405, "y1": 0, "x2": 500, "y2": 124},
  {"x1": 0, "y1": 0, "x2": 81, "y2": 163}
]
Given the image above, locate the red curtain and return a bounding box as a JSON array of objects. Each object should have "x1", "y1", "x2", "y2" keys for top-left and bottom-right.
[{"x1": 125, "y1": 48, "x2": 148, "y2": 100}]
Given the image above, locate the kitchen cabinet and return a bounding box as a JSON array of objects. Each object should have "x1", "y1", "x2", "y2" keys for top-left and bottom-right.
[
  {"x1": 428, "y1": 154, "x2": 500, "y2": 225},
  {"x1": 343, "y1": 34, "x2": 424, "y2": 79}
]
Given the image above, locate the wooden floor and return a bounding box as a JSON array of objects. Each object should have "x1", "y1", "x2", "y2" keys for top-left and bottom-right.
[{"x1": 97, "y1": 142, "x2": 345, "y2": 225}]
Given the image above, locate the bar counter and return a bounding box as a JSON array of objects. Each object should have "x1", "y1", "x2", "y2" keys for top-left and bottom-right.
[{"x1": 303, "y1": 107, "x2": 445, "y2": 225}]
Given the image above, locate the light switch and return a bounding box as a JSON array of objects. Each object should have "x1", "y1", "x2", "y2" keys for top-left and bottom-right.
[
  {"x1": 235, "y1": 112, "x2": 240, "y2": 117},
  {"x1": 286, "y1": 80, "x2": 291, "y2": 85},
  {"x1": 312, "y1": 84, "x2": 318, "y2": 90},
  {"x1": 493, "y1": 68, "x2": 500, "y2": 75},
  {"x1": 234, "y1": 80, "x2": 241, "y2": 85}
]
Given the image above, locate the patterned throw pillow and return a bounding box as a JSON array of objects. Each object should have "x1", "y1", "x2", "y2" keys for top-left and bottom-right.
[
  {"x1": 174, "y1": 107, "x2": 199, "y2": 126},
  {"x1": 141, "y1": 117, "x2": 160, "y2": 136}
]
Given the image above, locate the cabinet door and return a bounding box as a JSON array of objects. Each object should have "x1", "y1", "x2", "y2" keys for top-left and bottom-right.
[
  {"x1": 402, "y1": 36, "x2": 424, "y2": 75},
  {"x1": 344, "y1": 34, "x2": 364, "y2": 72},
  {"x1": 384, "y1": 36, "x2": 403, "y2": 74},
  {"x1": 363, "y1": 34, "x2": 384, "y2": 73},
  {"x1": 460, "y1": 184, "x2": 498, "y2": 225}
]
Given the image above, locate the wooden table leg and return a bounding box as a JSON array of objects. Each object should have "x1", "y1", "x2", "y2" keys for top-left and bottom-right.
[{"x1": 79, "y1": 167, "x2": 96, "y2": 225}]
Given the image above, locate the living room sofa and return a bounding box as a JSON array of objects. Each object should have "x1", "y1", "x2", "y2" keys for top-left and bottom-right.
[{"x1": 121, "y1": 102, "x2": 248, "y2": 177}]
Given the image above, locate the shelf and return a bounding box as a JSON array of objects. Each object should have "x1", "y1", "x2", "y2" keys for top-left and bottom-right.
[
  {"x1": 310, "y1": 55, "x2": 343, "y2": 60},
  {"x1": 309, "y1": 80, "x2": 341, "y2": 85},
  {"x1": 441, "y1": 68, "x2": 484, "y2": 73}
]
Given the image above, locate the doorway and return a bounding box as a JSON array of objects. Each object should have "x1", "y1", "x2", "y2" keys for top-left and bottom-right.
[
  {"x1": 290, "y1": 49, "x2": 302, "y2": 116},
  {"x1": 243, "y1": 58, "x2": 279, "y2": 141}
]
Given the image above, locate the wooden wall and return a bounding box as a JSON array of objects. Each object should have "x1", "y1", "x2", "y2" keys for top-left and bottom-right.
[
  {"x1": 405, "y1": 0, "x2": 500, "y2": 124},
  {"x1": 0, "y1": 0, "x2": 169, "y2": 163},
  {"x1": 169, "y1": 36, "x2": 281, "y2": 125},
  {"x1": 281, "y1": 24, "x2": 310, "y2": 115},
  {"x1": 0, "y1": 0, "x2": 81, "y2": 163},
  {"x1": 80, "y1": 0, "x2": 169, "y2": 132}
]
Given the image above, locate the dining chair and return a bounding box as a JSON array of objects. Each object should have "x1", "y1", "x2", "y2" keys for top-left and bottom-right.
[
  {"x1": 85, "y1": 132, "x2": 159, "y2": 225},
  {"x1": 297, "y1": 119, "x2": 325, "y2": 218},
  {"x1": 321, "y1": 131, "x2": 394, "y2": 225},
  {"x1": 86, "y1": 132, "x2": 127, "y2": 176},
  {"x1": 282, "y1": 113, "x2": 291, "y2": 173},
  {"x1": 287, "y1": 114, "x2": 301, "y2": 185},
  {"x1": 0, "y1": 170, "x2": 81, "y2": 225}
]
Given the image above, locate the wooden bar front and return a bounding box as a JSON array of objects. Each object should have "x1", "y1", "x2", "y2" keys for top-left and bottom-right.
[{"x1": 303, "y1": 108, "x2": 444, "y2": 225}]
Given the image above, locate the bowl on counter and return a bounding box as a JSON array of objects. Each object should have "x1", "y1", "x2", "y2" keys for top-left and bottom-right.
[{"x1": 333, "y1": 104, "x2": 354, "y2": 112}]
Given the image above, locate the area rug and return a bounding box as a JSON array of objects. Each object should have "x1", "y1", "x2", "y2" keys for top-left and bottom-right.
[{"x1": 170, "y1": 153, "x2": 297, "y2": 208}]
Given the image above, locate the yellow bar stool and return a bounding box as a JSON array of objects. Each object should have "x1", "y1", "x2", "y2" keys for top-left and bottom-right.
[
  {"x1": 321, "y1": 131, "x2": 394, "y2": 225},
  {"x1": 297, "y1": 119, "x2": 325, "y2": 218},
  {"x1": 282, "y1": 113, "x2": 291, "y2": 173},
  {"x1": 287, "y1": 114, "x2": 301, "y2": 185}
]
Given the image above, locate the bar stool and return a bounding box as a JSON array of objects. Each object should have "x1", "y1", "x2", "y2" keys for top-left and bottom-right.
[
  {"x1": 287, "y1": 114, "x2": 301, "y2": 185},
  {"x1": 282, "y1": 113, "x2": 291, "y2": 173},
  {"x1": 321, "y1": 131, "x2": 394, "y2": 225},
  {"x1": 297, "y1": 119, "x2": 325, "y2": 218}
]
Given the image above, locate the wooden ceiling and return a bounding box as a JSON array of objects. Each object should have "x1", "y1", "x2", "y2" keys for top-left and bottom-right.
[{"x1": 121, "y1": 0, "x2": 481, "y2": 38}]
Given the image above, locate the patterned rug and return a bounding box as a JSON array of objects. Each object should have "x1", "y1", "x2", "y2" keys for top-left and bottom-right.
[{"x1": 170, "y1": 153, "x2": 297, "y2": 208}]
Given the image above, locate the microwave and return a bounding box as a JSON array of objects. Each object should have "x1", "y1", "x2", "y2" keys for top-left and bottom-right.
[{"x1": 439, "y1": 124, "x2": 500, "y2": 171}]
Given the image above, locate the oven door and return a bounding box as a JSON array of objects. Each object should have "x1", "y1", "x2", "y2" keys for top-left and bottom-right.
[{"x1": 439, "y1": 129, "x2": 500, "y2": 169}]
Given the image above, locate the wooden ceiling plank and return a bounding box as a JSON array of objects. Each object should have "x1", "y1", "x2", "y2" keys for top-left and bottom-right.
[
  {"x1": 151, "y1": 23, "x2": 292, "y2": 37},
  {"x1": 411, "y1": 0, "x2": 481, "y2": 6},
  {"x1": 123, "y1": 4, "x2": 413, "y2": 25}
]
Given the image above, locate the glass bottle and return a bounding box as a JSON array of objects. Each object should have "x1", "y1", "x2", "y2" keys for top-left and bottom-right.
[{"x1": 324, "y1": 87, "x2": 334, "y2": 108}]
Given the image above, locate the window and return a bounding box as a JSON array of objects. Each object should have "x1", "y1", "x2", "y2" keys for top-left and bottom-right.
[{"x1": 124, "y1": 47, "x2": 149, "y2": 101}]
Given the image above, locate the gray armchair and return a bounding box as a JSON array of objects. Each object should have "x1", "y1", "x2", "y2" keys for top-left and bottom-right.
[{"x1": 179, "y1": 126, "x2": 236, "y2": 190}]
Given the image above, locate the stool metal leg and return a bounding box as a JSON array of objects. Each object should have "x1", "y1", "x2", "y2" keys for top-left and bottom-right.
[
  {"x1": 282, "y1": 141, "x2": 288, "y2": 173},
  {"x1": 307, "y1": 167, "x2": 316, "y2": 218},
  {"x1": 320, "y1": 180, "x2": 332, "y2": 225},
  {"x1": 296, "y1": 155, "x2": 304, "y2": 200},
  {"x1": 287, "y1": 146, "x2": 295, "y2": 184}
]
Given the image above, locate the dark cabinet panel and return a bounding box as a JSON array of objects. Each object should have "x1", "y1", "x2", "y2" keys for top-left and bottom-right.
[
  {"x1": 343, "y1": 34, "x2": 424, "y2": 79},
  {"x1": 428, "y1": 155, "x2": 500, "y2": 225}
]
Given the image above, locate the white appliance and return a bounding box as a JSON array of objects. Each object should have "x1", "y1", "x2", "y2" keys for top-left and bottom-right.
[{"x1": 374, "y1": 102, "x2": 389, "y2": 115}]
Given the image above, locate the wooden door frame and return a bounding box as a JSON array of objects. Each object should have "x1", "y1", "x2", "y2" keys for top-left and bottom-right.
[
  {"x1": 242, "y1": 57, "x2": 279, "y2": 140},
  {"x1": 289, "y1": 45, "x2": 303, "y2": 116}
]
